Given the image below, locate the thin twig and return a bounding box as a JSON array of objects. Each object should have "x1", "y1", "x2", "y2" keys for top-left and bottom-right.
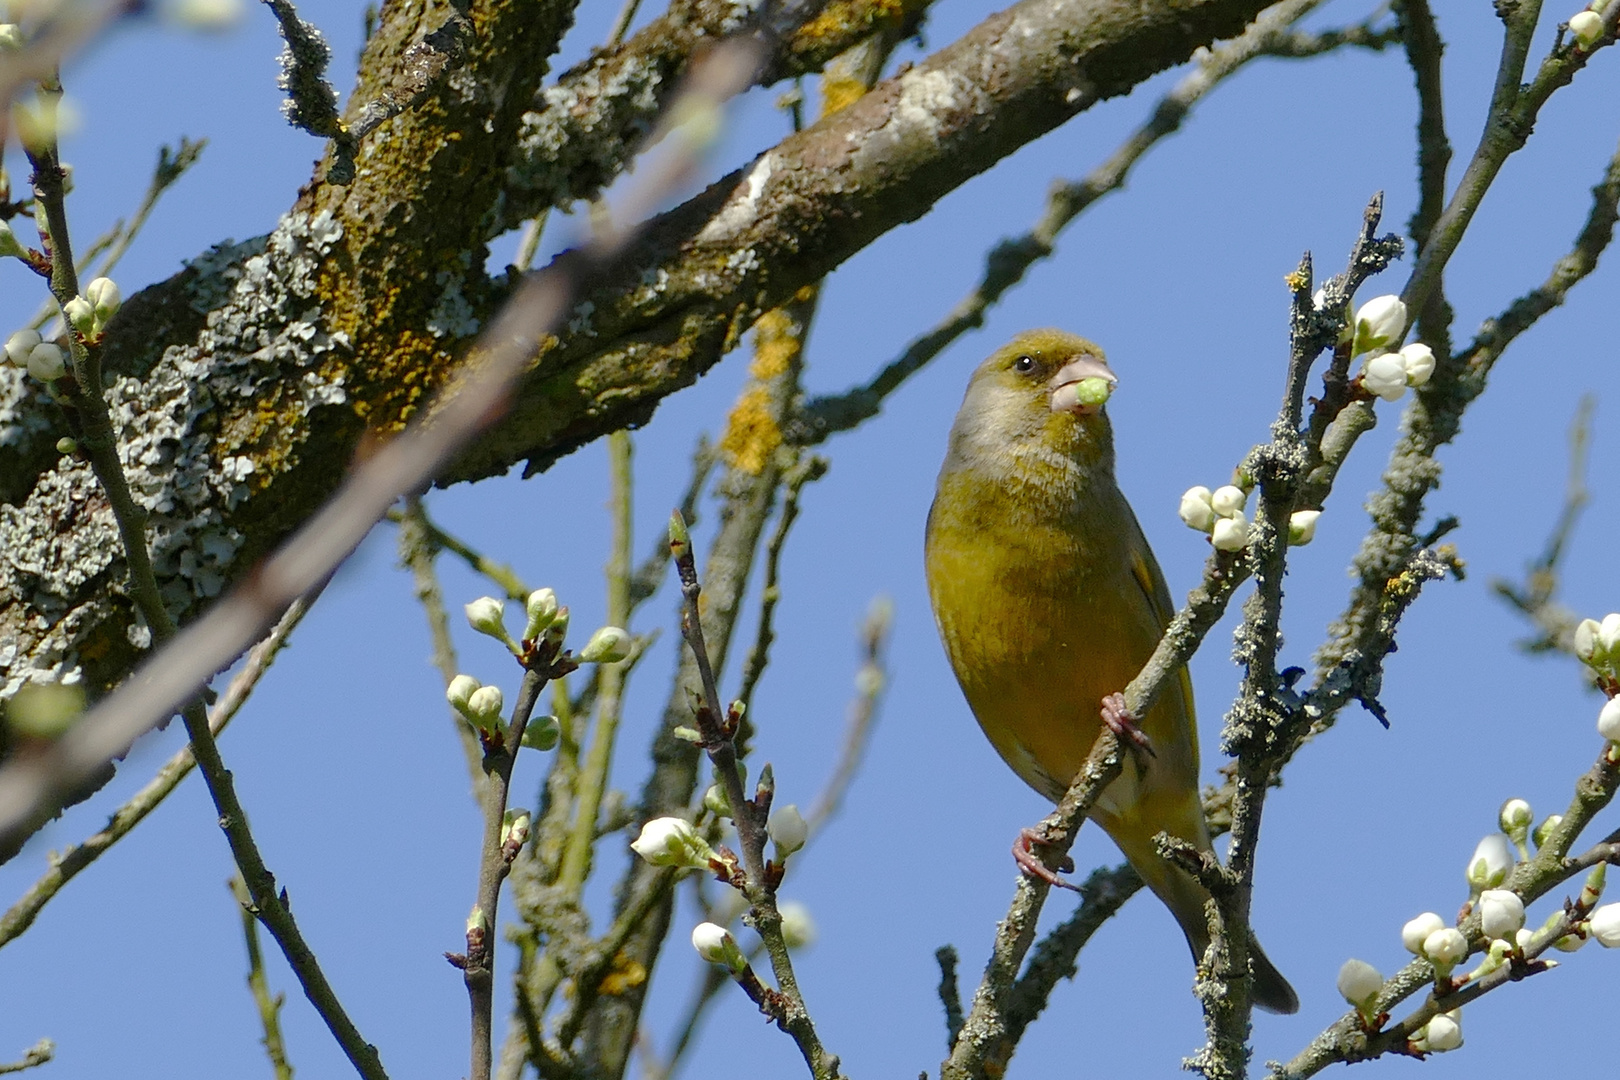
[
  {"x1": 0, "y1": 1040, "x2": 53, "y2": 1075},
  {"x1": 1491, "y1": 394, "x2": 1596, "y2": 656},
  {"x1": 394, "y1": 497, "x2": 486, "y2": 787},
  {"x1": 386, "y1": 502, "x2": 529, "y2": 599},
  {"x1": 0, "y1": 588, "x2": 320, "y2": 949},
  {"x1": 231, "y1": 876, "x2": 296, "y2": 1080},
  {"x1": 556, "y1": 430, "x2": 636, "y2": 894}
]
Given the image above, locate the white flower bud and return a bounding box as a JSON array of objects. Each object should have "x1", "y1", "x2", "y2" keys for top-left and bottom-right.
[
  {"x1": 1288, "y1": 510, "x2": 1321, "y2": 545},
  {"x1": 5, "y1": 328, "x2": 41, "y2": 367},
  {"x1": 1479, "y1": 889, "x2": 1526, "y2": 941},
  {"x1": 1569, "y1": 9, "x2": 1604, "y2": 47},
  {"x1": 1402, "y1": 912, "x2": 1446, "y2": 954},
  {"x1": 446, "y1": 674, "x2": 480, "y2": 713},
  {"x1": 779, "y1": 900, "x2": 817, "y2": 949},
  {"x1": 1466, "y1": 834, "x2": 1515, "y2": 890},
  {"x1": 1514, "y1": 927, "x2": 1535, "y2": 952},
  {"x1": 1574, "y1": 618, "x2": 1601, "y2": 663},
  {"x1": 62, "y1": 295, "x2": 94, "y2": 334},
  {"x1": 1336, "y1": 958, "x2": 1382, "y2": 1011},
  {"x1": 1599, "y1": 613, "x2": 1620, "y2": 656},
  {"x1": 1178, "y1": 486, "x2": 1216, "y2": 533},
  {"x1": 0, "y1": 23, "x2": 23, "y2": 49},
  {"x1": 579, "y1": 625, "x2": 632, "y2": 664},
  {"x1": 1360, "y1": 351, "x2": 1408, "y2": 401},
  {"x1": 1211, "y1": 515, "x2": 1249, "y2": 552},
  {"x1": 1423, "y1": 927, "x2": 1468, "y2": 974},
  {"x1": 1353, "y1": 294, "x2": 1407, "y2": 354},
  {"x1": 464, "y1": 597, "x2": 512, "y2": 645},
  {"x1": 768, "y1": 804, "x2": 808, "y2": 858},
  {"x1": 26, "y1": 343, "x2": 66, "y2": 381},
  {"x1": 1589, "y1": 903, "x2": 1620, "y2": 947},
  {"x1": 465, "y1": 685, "x2": 504, "y2": 732},
  {"x1": 1210, "y1": 485, "x2": 1247, "y2": 518},
  {"x1": 691, "y1": 922, "x2": 747, "y2": 972},
  {"x1": 1419, "y1": 1011, "x2": 1463, "y2": 1052},
  {"x1": 1398, "y1": 342, "x2": 1436, "y2": 386},
  {"x1": 1598, "y1": 697, "x2": 1620, "y2": 743},
  {"x1": 1499, "y1": 798, "x2": 1533, "y2": 836},
  {"x1": 630, "y1": 816, "x2": 714, "y2": 869},
  {"x1": 523, "y1": 588, "x2": 558, "y2": 639},
  {"x1": 85, "y1": 276, "x2": 121, "y2": 318}
]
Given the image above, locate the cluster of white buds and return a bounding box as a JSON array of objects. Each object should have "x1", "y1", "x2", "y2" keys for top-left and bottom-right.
[
  {"x1": 5, "y1": 329, "x2": 67, "y2": 382},
  {"x1": 1410, "y1": 1010, "x2": 1463, "y2": 1054},
  {"x1": 630, "y1": 816, "x2": 717, "y2": 870},
  {"x1": 1178, "y1": 485, "x2": 1249, "y2": 551},
  {"x1": 1348, "y1": 295, "x2": 1437, "y2": 402},
  {"x1": 62, "y1": 278, "x2": 121, "y2": 337},
  {"x1": 1569, "y1": 7, "x2": 1606, "y2": 48},
  {"x1": 691, "y1": 922, "x2": 748, "y2": 973},
  {"x1": 1178, "y1": 484, "x2": 1321, "y2": 550},
  {"x1": 1335, "y1": 958, "x2": 1382, "y2": 1021},
  {"x1": 446, "y1": 674, "x2": 505, "y2": 735},
  {"x1": 1402, "y1": 912, "x2": 1468, "y2": 978}
]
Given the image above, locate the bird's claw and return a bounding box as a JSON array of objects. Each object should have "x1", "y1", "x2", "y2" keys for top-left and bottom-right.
[
  {"x1": 1101, "y1": 692, "x2": 1155, "y2": 758},
  {"x1": 1012, "y1": 827, "x2": 1081, "y2": 891}
]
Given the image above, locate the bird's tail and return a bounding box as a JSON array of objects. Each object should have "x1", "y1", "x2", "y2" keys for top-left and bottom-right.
[{"x1": 1111, "y1": 821, "x2": 1300, "y2": 1015}]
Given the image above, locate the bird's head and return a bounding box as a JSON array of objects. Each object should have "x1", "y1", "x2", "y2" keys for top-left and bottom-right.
[{"x1": 942, "y1": 329, "x2": 1118, "y2": 487}]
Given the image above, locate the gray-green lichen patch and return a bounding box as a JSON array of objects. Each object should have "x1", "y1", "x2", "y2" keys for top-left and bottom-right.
[
  {"x1": 0, "y1": 367, "x2": 54, "y2": 450},
  {"x1": 428, "y1": 251, "x2": 481, "y2": 338},
  {"x1": 0, "y1": 210, "x2": 349, "y2": 697},
  {"x1": 501, "y1": 52, "x2": 665, "y2": 227}
]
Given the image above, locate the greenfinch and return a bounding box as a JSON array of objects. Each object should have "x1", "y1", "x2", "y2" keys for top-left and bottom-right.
[{"x1": 924, "y1": 329, "x2": 1298, "y2": 1015}]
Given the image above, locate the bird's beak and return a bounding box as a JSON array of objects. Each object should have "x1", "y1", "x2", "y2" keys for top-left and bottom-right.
[{"x1": 1048, "y1": 354, "x2": 1117, "y2": 416}]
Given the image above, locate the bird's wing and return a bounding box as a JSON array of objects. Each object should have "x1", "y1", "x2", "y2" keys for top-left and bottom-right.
[{"x1": 1128, "y1": 541, "x2": 1199, "y2": 730}]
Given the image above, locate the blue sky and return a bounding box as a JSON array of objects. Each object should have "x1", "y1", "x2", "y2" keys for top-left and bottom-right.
[{"x1": 2, "y1": 1, "x2": 1618, "y2": 1078}]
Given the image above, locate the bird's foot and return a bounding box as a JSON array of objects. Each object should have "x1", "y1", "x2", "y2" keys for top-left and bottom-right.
[
  {"x1": 1012, "y1": 826, "x2": 1081, "y2": 891},
  {"x1": 1101, "y1": 692, "x2": 1155, "y2": 758}
]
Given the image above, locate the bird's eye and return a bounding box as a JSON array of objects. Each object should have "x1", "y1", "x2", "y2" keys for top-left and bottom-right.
[{"x1": 1012, "y1": 355, "x2": 1037, "y2": 375}]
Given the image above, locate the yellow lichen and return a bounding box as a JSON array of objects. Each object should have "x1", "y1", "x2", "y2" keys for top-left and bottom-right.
[
  {"x1": 596, "y1": 953, "x2": 647, "y2": 996},
  {"x1": 821, "y1": 74, "x2": 867, "y2": 117},
  {"x1": 719, "y1": 385, "x2": 782, "y2": 475}
]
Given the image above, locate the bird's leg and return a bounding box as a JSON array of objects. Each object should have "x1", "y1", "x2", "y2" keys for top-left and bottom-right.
[
  {"x1": 1100, "y1": 692, "x2": 1155, "y2": 758},
  {"x1": 1012, "y1": 826, "x2": 1081, "y2": 891}
]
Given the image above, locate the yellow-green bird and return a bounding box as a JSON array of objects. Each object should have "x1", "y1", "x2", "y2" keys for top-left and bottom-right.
[{"x1": 924, "y1": 329, "x2": 1298, "y2": 1015}]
